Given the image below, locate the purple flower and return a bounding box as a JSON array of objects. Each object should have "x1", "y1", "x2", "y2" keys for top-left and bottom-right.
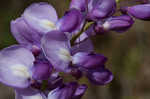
[
  {"x1": 96, "y1": 15, "x2": 134, "y2": 33},
  {"x1": 48, "y1": 82, "x2": 87, "y2": 99},
  {"x1": 15, "y1": 88, "x2": 46, "y2": 99},
  {"x1": 32, "y1": 60, "x2": 53, "y2": 80},
  {"x1": 0, "y1": 45, "x2": 35, "y2": 88},
  {"x1": 85, "y1": 15, "x2": 134, "y2": 35},
  {"x1": 22, "y1": 2, "x2": 83, "y2": 34},
  {"x1": 11, "y1": 17, "x2": 42, "y2": 49},
  {"x1": 11, "y1": 2, "x2": 58, "y2": 50},
  {"x1": 11, "y1": 2, "x2": 84, "y2": 50},
  {"x1": 1, "y1": 1, "x2": 125, "y2": 98},
  {"x1": 72, "y1": 52, "x2": 107, "y2": 69},
  {"x1": 41, "y1": 30, "x2": 95, "y2": 72},
  {"x1": 69, "y1": 0, "x2": 88, "y2": 12},
  {"x1": 87, "y1": 0, "x2": 116, "y2": 20},
  {"x1": 70, "y1": 0, "x2": 116, "y2": 20},
  {"x1": 16, "y1": 93, "x2": 46, "y2": 99},
  {"x1": 56, "y1": 8, "x2": 84, "y2": 33},
  {"x1": 86, "y1": 68, "x2": 113, "y2": 85},
  {"x1": 41, "y1": 30, "x2": 71, "y2": 72},
  {"x1": 73, "y1": 84, "x2": 87, "y2": 99},
  {"x1": 122, "y1": 4, "x2": 150, "y2": 20},
  {"x1": 71, "y1": 34, "x2": 94, "y2": 54},
  {"x1": 23, "y1": 2, "x2": 58, "y2": 33}
]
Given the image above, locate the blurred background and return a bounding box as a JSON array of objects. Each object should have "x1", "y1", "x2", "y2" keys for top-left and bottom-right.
[{"x1": 0, "y1": 0, "x2": 150, "y2": 99}]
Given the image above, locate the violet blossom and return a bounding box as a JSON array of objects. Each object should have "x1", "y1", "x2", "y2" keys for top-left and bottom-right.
[{"x1": 0, "y1": 1, "x2": 150, "y2": 99}]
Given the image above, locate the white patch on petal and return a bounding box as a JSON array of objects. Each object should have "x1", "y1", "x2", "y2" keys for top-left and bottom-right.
[
  {"x1": 24, "y1": 13, "x2": 56, "y2": 32},
  {"x1": 11, "y1": 64, "x2": 30, "y2": 78},
  {"x1": 48, "y1": 88, "x2": 59, "y2": 99},
  {"x1": 23, "y1": 94, "x2": 44, "y2": 99},
  {"x1": 40, "y1": 19, "x2": 56, "y2": 30},
  {"x1": 58, "y1": 48, "x2": 72, "y2": 62},
  {"x1": 103, "y1": 21, "x2": 110, "y2": 30},
  {"x1": 72, "y1": 53, "x2": 82, "y2": 64}
]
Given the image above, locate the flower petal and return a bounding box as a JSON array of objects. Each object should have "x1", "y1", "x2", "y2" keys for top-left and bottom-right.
[
  {"x1": 70, "y1": 0, "x2": 87, "y2": 12},
  {"x1": 41, "y1": 31, "x2": 71, "y2": 72},
  {"x1": 48, "y1": 82, "x2": 78, "y2": 99},
  {"x1": 15, "y1": 88, "x2": 46, "y2": 99},
  {"x1": 87, "y1": 0, "x2": 116, "y2": 20},
  {"x1": 71, "y1": 33, "x2": 94, "y2": 54},
  {"x1": 127, "y1": 4, "x2": 150, "y2": 20},
  {"x1": 72, "y1": 52, "x2": 107, "y2": 69},
  {"x1": 87, "y1": 68, "x2": 113, "y2": 85},
  {"x1": 23, "y1": 2, "x2": 58, "y2": 33},
  {"x1": 0, "y1": 45, "x2": 35, "y2": 88},
  {"x1": 73, "y1": 84, "x2": 87, "y2": 99},
  {"x1": 32, "y1": 60, "x2": 53, "y2": 80},
  {"x1": 11, "y1": 17, "x2": 41, "y2": 48},
  {"x1": 56, "y1": 9, "x2": 83, "y2": 33},
  {"x1": 102, "y1": 15, "x2": 134, "y2": 32}
]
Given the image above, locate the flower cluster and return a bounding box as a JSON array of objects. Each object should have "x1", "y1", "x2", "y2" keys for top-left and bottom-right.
[{"x1": 0, "y1": 0, "x2": 150, "y2": 99}]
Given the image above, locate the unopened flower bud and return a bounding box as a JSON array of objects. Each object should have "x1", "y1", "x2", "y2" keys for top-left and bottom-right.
[
  {"x1": 73, "y1": 52, "x2": 107, "y2": 69},
  {"x1": 86, "y1": 68, "x2": 113, "y2": 85}
]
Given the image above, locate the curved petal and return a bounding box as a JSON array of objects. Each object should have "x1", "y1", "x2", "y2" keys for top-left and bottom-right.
[
  {"x1": 71, "y1": 33, "x2": 94, "y2": 54},
  {"x1": 23, "y1": 2, "x2": 58, "y2": 33},
  {"x1": 32, "y1": 60, "x2": 53, "y2": 80},
  {"x1": 48, "y1": 82, "x2": 78, "y2": 99},
  {"x1": 41, "y1": 31, "x2": 71, "y2": 72},
  {"x1": 87, "y1": 68, "x2": 113, "y2": 85},
  {"x1": 127, "y1": 4, "x2": 150, "y2": 20},
  {"x1": 11, "y1": 17, "x2": 41, "y2": 48},
  {"x1": 15, "y1": 88, "x2": 46, "y2": 99},
  {"x1": 56, "y1": 9, "x2": 84, "y2": 33},
  {"x1": 87, "y1": 0, "x2": 116, "y2": 20},
  {"x1": 72, "y1": 52, "x2": 107, "y2": 69},
  {"x1": 102, "y1": 15, "x2": 134, "y2": 32},
  {"x1": 70, "y1": 0, "x2": 87, "y2": 12},
  {"x1": 0, "y1": 45, "x2": 35, "y2": 88},
  {"x1": 73, "y1": 84, "x2": 87, "y2": 99}
]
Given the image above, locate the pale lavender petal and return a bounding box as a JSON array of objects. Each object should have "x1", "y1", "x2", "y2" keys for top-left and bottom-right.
[
  {"x1": 87, "y1": 0, "x2": 116, "y2": 20},
  {"x1": 0, "y1": 45, "x2": 35, "y2": 88},
  {"x1": 23, "y1": 2, "x2": 58, "y2": 33},
  {"x1": 15, "y1": 88, "x2": 46, "y2": 99},
  {"x1": 87, "y1": 68, "x2": 113, "y2": 85},
  {"x1": 11, "y1": 17, "x2": 41, "y2": 48},
  {"x1": 41, "y1": 31, "x2": 71, "y2": 72}
]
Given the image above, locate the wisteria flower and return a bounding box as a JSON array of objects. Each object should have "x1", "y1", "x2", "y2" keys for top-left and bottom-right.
[{"x1": 2, "y1": 0, "x2": 150, "y2": 98}]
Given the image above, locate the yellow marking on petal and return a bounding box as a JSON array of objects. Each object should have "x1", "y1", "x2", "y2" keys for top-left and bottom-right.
[
  {"x1": 24, "y1": 13, "x2": 56, "y2": 31},
  {"x1": 58, "y1": 48, "x2": 72, "y2": 62},
  {"x1": 41, "y1": 20, "x2": 56, "y2": 29},
  {"x1": 11, "y1": 64, "x2": 30, "y2": 78}
]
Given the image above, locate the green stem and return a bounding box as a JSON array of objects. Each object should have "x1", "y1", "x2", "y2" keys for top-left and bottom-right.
[{"x1": 41, "y1": 80, "x2": 48, "y2": 91}]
